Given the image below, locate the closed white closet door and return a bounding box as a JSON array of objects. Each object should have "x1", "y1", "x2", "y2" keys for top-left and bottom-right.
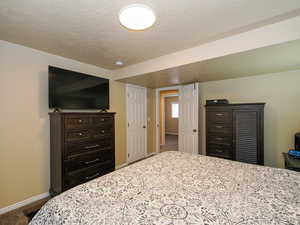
[
  {"x1": 126, "y1": 84, "x2": 147, "y2": 163},
  {"x1": 179, "y1": 83, "x2": 199, "y2": 154}
]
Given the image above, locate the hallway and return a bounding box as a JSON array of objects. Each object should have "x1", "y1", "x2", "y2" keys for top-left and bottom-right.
[{"x1": 160, "y1": 134, "x2": 178, "y2": 152}]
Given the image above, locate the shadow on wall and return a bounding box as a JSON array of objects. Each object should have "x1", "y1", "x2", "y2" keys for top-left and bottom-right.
[
  {"x1": 264, "y1": 104, "x2": 278, "y2": 167},
  {"x1": 38, "y1": 71, "x2": 50, "y2": 191}
]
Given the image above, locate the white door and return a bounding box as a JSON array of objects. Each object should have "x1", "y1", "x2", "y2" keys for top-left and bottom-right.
[
  {"x1": 126, "y1": 84, "x2": 147, "y2": 163},
  {"x1": 179, "y1": 83, "x2": 199, "y2": 154}
]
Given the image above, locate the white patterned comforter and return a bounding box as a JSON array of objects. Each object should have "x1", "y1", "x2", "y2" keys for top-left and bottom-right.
[{"x1": 30, "y1": 151, "x2": 300, "y2": 225}]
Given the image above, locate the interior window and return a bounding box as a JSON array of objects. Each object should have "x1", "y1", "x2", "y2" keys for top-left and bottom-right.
[{"x1": 172, "y1": 102, "x2": 179, "y2": 118}]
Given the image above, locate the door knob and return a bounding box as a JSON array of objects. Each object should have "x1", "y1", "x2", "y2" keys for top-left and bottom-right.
[{"x1": 143, "y1": 125, "x2": 146, "y2": 128}]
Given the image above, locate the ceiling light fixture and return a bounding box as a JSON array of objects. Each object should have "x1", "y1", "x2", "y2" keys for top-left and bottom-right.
[
  {"x1": 115, "y1": 60, "x2": 124, "y2": 66},
  {"x1": 119, "y1": 4, "x2": 156, "y2": 31}
]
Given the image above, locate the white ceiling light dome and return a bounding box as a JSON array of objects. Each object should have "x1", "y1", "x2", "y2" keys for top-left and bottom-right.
[
  {"x1": 119, "y1": 4, "x2": 156, "y2": 30},
  {"x1": 115, "y1": 60, "x2": 124, "y2": 66}
]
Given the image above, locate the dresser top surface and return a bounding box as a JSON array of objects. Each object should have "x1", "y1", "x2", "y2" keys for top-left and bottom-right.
[
  {"x1": 205, "y1": 103, "x2": 265, "y2": 107},
  {"x1": 49, "y1": 111, "x2": 116, "y2": 115}
]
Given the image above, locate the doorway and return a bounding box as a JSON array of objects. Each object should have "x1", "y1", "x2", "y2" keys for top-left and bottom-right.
[
  {"x1": 156, "y1": 83, "x2": 200, "y2": 155},
  {"x1": 161, "y1": 92, "x2": 179, "y2": 152},
  {"x1": 158, "y1": 88, "x2": 179, "y2": 152}
]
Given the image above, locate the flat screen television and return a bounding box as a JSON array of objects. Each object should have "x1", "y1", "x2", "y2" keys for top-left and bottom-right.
[{"x1": 49, "y1": 66, "x2": 109, "y2": 110}]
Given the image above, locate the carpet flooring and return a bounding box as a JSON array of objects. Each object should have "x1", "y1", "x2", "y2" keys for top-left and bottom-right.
[
  {"x1": 160, "y1": 134, "x2": 178, "y2": 152},
  {"x1": 0, "y1": 198, "x2": 50, "y2": 225}
]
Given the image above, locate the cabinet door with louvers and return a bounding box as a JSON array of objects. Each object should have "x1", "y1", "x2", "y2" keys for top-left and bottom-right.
[{"x1": 233, "y1": 110, "x2": 264, "y2": 165}]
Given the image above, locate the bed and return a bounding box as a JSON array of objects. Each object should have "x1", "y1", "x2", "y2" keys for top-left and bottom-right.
[{"x1": 30, "y1": 151, "x2": 300, "y2": 225}]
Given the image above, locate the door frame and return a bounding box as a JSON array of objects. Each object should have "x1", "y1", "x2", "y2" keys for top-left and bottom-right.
[
  {"x1": 162, "y1": 94, "x2": 179, "y2": 137},
  {"x1": 126, "y1": 84, "x2": 147, "y2": 164},
  {"x1": 155, "y1": 85, "x2": 181, "y2": 154}
]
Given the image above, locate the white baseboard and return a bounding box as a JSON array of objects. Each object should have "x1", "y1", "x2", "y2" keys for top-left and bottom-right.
[
  {"x1": 0, "y1": 192, "x2": 49, "y2": 215},
  {"x1": 115, "y1": 163, "x2": 128, "y2": 170}
]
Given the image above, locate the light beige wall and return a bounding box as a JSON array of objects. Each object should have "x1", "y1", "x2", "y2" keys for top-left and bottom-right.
[
  {"x1": 147, "y1": 89, "x2": 156, "y2": 154},
  {"x1": 0, "y1": 41, "x2": 128, "y2": 209},
  {"x1": 110, "y1": 81, "x2": 127, "y2": 166},
  {"x1": 165, "y1": 96, "x2": 179, "y2": 134},
  {"x1": 198, "y1": 70, "x2": 300, "y2": 168}
]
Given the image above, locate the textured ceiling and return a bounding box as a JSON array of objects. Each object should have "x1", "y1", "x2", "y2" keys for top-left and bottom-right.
[
  {"x1": 1, "y1": 0, "x2": 300, "y2": 69},
  {"x1": 117, "y1": 39, "x2": 300, "y2": 88}
]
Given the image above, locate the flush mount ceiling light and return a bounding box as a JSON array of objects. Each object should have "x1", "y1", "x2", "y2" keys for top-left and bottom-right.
[
  {"x1": 115, "y1": 60, "x2": 124, "y2": 66},
  {"x1": 119, "y1": 4, "x2": 156, "y2": 30}
]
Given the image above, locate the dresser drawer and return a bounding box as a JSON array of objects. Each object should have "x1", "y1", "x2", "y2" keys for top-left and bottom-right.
[
  {"x1": 207, "y1": 144, "x2": 232, "y2": 159},
  {"x1": 207, "y1": 123, "x2": 232, "y2": 135},
  {"x1": 93, "y1": 117, "x2": 113, "y2": 127},
  {"x1": 65, "y1": 117, "x2": 90, "y2": 129},
  {"x1": 65, "y1": 129, "x2": 91, "y2": 142},
  {"x1": 64, "y1": 163, "x2": 114, "y2": 190},
  {"x1": 65, "y1": 139, "x2": 113, "y2": 158},
  {"x1": 92, "y1": 127, "x2": 113, "y2": 140},
  {"x1": 207, "y1": 111, "x2": 232, "y2": 123},
  {"x1": 207, "y1": 135, "x2": 232, "y2": 146},
  {"x1": 64, "y1": 149, "x2": 113, "y2": 173}
]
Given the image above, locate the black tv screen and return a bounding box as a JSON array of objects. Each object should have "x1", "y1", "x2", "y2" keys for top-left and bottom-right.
[{"x1": 49, "y1": 66, "x2": 109, "y2": 110}]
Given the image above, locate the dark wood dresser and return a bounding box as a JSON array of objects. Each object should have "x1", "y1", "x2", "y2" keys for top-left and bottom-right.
[
  {"x1": 49, "y1": 112, "x2": 115, "y2": 196},
  {"x1": 206, "y1": 103, "x2": 265, "y2": 165}
]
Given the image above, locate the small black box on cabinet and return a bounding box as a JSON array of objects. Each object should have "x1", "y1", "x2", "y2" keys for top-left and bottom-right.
[{"x1": 206, "y1": 99, "x2": 229, "y2": 105}]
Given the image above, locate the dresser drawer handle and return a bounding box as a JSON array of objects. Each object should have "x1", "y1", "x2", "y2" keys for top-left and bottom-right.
[
  {"x1": 85, "y1": 173, "x2": 100, "y2": 180},
  {"x1": 215, "y1": 137, "x2": 224, "y2": 141},
  {"x1": 84, "y1": 145, "x2": 100, "y2": 149},
  {"x1": 84, "y1": 158, "x2": 100, "y2": 165},
  {"x1": 78, "y1": 119, "x2": 83, "y2": 123},
  {"x1": 78, "y1": 133, "x2": 83, "y2": 136},
  {"x1": 101, "y1": 119, "x2": 105, "y2": 122},
  {"x1": 216, "y1": 149, "x2": 223, "y2": 153},
  {"x1": 216, "y1": 113, "x2": 224, "y2": 116},
  {"x1": 216, "y1": 126, "x2": 223, "y2": 129},
  {"x1": 101, "y1": 130, "x2": 105, "y2": 134}
]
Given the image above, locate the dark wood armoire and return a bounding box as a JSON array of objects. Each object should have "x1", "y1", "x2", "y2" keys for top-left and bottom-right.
[{"x1": 205, "y1": 103, "x2": 265, "y2": 165}]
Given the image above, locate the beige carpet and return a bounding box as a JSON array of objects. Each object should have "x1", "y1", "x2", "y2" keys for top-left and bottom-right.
[
  {"x1": 160, "y1": 134, "x2": 178, "y2": 152},
  {"x1": 0, "y1": 198, "x2": 49, "y2": 225}
]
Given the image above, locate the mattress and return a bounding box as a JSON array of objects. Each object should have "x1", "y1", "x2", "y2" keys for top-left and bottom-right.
[{"x1": 30, "y1": 151, "x2": 300, "y2": 225}]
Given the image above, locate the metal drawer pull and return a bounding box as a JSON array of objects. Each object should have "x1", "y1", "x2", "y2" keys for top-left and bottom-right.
[
  {"x1": 84, "y1": 145, "x2": 100, "y2": 149},
  {"x1": 78, "y1": 119, "x2": 82, "y2": 123},
  {"x1": 78, "y1": 133, "x2": 83, "y2": 136},
  {"x1": 216, "y1": 149, "x2": 223, "y2": 153},
  {"x1": 216, "y1": 113, "x2": 224, "y2": 116},
  {"x1": 85, "y1": 173, "x2": 100, "y2": 180},
  {"x1": 215, "y1": 137, "x2": 224, "y2": 141},
  {"x1": 101, "y1": 119, "x2": 105, "y2": 122},
  {"x1": 101, "y1": 130, "x2": 105, "y2": 134},
  {"x1": 216, "y1": 126, "x2": 223, "y2": 129},
  {"x1": 84, "y1": 158, "x2": 100, "y2": 165}
]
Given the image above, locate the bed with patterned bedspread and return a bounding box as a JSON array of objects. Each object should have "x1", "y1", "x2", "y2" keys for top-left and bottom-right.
[{"x1": 30, "y1": 151, "x2": 300, "y2": 225}]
